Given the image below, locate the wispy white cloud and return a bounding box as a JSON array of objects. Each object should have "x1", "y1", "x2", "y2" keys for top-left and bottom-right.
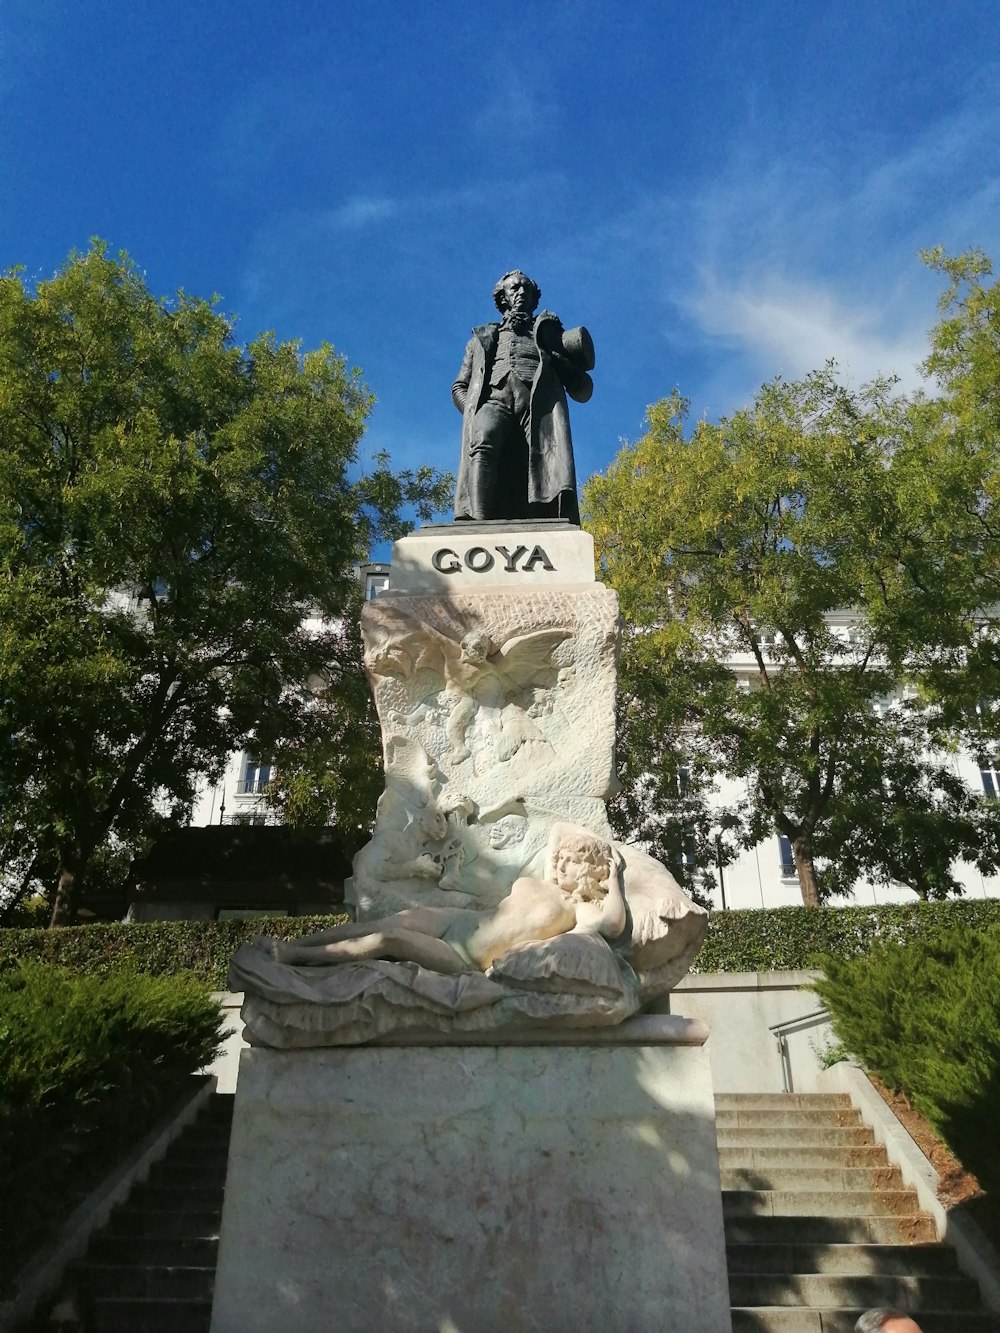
[
  {"x1": 471, "y1": 73, "x2": 558, "y2": 148},
  {"x1": 327, "y1": 195, "x2": 399, "y2": 229},
  {"x1": 596, "y1": 74, "x2": 1000, "y2": 411},
  {"x1": 684, "y1": 272, "x2": 930, "y2": 391}
]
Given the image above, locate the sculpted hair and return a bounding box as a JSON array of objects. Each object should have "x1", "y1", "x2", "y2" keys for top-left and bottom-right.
[
  {"x1": 545, "y1": 826, "x2": 611, "y2": 891},
  {"x1": 854, "y1": 1312, "x2": 912, "y2": 1333},
  {"x1": 493, "y1": 270, "x2": 541, "y2": 314}
]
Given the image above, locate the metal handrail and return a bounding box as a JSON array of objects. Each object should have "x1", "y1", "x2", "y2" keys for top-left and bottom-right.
[{"x1": 768, "y1": 1007, "x2": 831, "y2": 1093}]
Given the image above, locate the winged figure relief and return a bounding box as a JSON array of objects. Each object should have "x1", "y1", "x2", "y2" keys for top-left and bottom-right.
[{"x1": 363, "y1": 603, "x2": 572, "y2": 764}]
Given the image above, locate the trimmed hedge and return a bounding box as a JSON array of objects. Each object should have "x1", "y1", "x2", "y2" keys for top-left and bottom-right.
[
  {"x1": 692, "y1": 898, "x2": 1000, "y2": 973},
  {"x1": 4, "y1": 900, "x2": 1000, "y2": 985},
  {"x1": 0, "y1": 915, "x2": 351, "y2": 989}
]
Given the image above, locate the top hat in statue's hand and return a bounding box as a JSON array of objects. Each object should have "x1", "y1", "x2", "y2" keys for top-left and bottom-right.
[
  {"x1": 536, "y1": 315, "x2": 595, "y2": 371},
  {"x1": 557, "y1": 325, "x2": 595, "y2": 372}
]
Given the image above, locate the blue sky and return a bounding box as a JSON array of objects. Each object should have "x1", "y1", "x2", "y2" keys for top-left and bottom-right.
[{"x1": 3, "y1": 1, "x2": 999, "y2": 523}]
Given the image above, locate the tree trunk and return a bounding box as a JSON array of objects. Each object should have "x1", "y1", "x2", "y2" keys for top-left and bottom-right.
[
  {"x1": 792, "y1": 835, "x2": 822, "y2": 908},
  {"x1": 0, "y1": 853, "x2": 41, "y2": 927},
  {"x1": 50, "y1": 848, "x2": 84, "y2": 927}
]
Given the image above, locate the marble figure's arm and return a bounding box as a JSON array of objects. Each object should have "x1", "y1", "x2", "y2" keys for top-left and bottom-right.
[{"x1": 596, "y1": 848, "x2": 627, "y2": 942}]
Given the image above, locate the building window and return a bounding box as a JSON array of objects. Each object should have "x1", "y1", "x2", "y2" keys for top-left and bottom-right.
[
  {"x1": 673, "y1": 829, "x2": 697, "y2": 872},
  {"x1": 778, "y1": 835, "x2": 796, "y2": 878},
  {"x1": 979, "y1": 755, "x2": 1000, "y2": 799},
  {"x1": 230, "y1": 811, "x2": 269, "y2": 826},
  {"x1": 367, "y1": 573, "x2": 389, "y2": 601},
  {"x1": 240, "y1": 758, "x2": 273, "y2": 795}
]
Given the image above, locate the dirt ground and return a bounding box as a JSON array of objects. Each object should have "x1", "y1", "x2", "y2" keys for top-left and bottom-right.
[{"x1": 867, "y1": 1073, "x2": 1000, "y2": 1250}]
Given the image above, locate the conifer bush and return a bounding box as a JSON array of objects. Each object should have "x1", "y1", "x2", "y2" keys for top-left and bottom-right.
[
  {"x1": 813, "y1": 925, "x2": 1000, "y2": 1195},
  {"x1": 0, "y1": 963, "x2": 224, "y2": 1294}
]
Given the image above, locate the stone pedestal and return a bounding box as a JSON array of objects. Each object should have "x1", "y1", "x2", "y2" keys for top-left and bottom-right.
[{"x1": 210, "y1": 1017, "x2": 732, "y2": 1333}]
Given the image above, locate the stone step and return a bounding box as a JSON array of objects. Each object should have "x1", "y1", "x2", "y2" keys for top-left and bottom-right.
[
  {"x1": 202, "y1": 1093, "x2": 235, "y2": 1118},
  {"x1": 88, "y1": 1235, "x2": 220, "y2": 1267},
  {"x1": 716, "y1": 1108, "x2": 864, "y2": 1128},
  {"x1": 103, "y1": 1207, "x2": 222, "y2": 1239},
  {"x1": 129, "y1": 1183, "x2": 228, "y2": 1212},
  {"x1": 729, "y1": 1272, "x2": 982, "y2": 1310},
  {"x1": 726, "y1": 1242, "x2": 959, "y2": 1276},
  {"x1": 724, "y1": 1214, "x2": 938, "y2": 1246},
  {"x1": 70, "y1": 1261, "x2": 216, "y2": 1300},
  {"x1": 721, "y1": 1165, "x2": 903, "y2": 1192},
  {"x1": 147, "y1": 1137, "x2": 231, "y2": 1162},
  {"x1": 717, "y1": 1126, "x2": 875, "y2": 1148},
  {"x1": 145, "y1": 1160, "x2": 229, "y2": 1188},
  {"x1": 719, "y1": 1145, "x2": 890, "y2": 1169},
  {"x1": 89, "y1": 1296, "x2": 213, "y2": 1332},
  {"x1": 715, "y1": 1094, "x2": 852, "y2": 1110},
  {"x1": 731, "y1": 1308, "x2": 1000, "y2": 1332},
  {"x1": 723, "y1": 1189, "x2": 922, "y2": 1219}
]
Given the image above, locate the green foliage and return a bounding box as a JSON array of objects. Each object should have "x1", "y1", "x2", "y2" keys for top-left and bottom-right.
[
  {"x1": 813, "y1": 923, "x2": 1000, "y2": 1195},
  {"x1": 0, "y1": 963, "x2": 223, "y2": 1116},
  {"x1": 266, "y1": 587, "x2": 384, "y2": 835},
  {"x1": 693, "y1": 898, "x2": 1000, "y2": 973},
  {"x1": 5, "y1": 903, "x2": 999, "y2": 985},
  {"x1": 584, "y1": 253, "x2": 1000, "y2": 907},
  {"x1": 0, "y1": 962, "x2": 225, "y2": 1294},
  {"x1": 0, "y1": 242, "x2": 452, "y2": 924},
  {"x1": 0, "y1": 914, "x2": 350, "y2": 989}
]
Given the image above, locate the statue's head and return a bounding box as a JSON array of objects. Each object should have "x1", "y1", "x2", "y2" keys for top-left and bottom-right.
[
  {"x1": 546, "y1": 827, "x2": 612, "y2": 902},
  {"x1": 493, "y1": 270, "x2": 541, "y2": 316},
  {"x1": 459, "y1": 630, "x2": 491, "y2": 664}
]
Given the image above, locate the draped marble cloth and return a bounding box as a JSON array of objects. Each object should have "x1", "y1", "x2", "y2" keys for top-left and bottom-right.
[{"x1": 230, "y1": 864, "x2": 707, "y2": 1049}]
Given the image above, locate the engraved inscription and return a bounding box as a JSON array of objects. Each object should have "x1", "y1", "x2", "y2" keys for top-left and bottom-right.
[{"x1": 430, "y1": 544, "x2": 556, "y2": 575}]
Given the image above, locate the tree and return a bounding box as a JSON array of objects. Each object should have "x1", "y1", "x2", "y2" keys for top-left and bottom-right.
[
  {"x1": 607, "y1": 639, "x2": 743, "y2": 908},
  {"x1": 0, "y1": 243, "x2": 451, "y2": 925},
  {"x1": 583, "y1": 346, "x2": 1000, "y2": 906},
  {"x1": 263, "y1": 584, "x2": 384, "y2": 836}
]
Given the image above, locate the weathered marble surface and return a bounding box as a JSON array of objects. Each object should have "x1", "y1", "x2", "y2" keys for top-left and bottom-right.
[
  {"x1": 231, "y1": 524, "x2": 709, "y2": 1045},
  {"x1": 351, "y1": 582, "x2": 621, "y2": 918},
  {"x1": 389, "y1": 520, "x2": 597, "y2": 591},
  {"x1": 209, "y1": 1030, "x2": 732, "y2": 1333}
]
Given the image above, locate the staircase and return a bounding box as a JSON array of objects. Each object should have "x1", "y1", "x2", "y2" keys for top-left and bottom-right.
[
  {"x1": 41, "y1": 1092, "x2": 234, "y2": 1332},
  {"x1": 720, "y1": 1092, "x2": 998, "y2": 1333}
]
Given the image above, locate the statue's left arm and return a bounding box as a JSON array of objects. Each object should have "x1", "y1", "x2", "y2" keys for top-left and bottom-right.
[
  {"x1": 536, "y1": 313, "x2": 594, "y2": 403},
  {"x1": 596, "y1": 848, "x2": 627, "y2": 941}
]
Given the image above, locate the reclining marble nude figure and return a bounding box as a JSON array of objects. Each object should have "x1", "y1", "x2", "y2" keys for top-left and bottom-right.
[{"x1": 267, "y1": 829, "x2": 627, "y2": 975}]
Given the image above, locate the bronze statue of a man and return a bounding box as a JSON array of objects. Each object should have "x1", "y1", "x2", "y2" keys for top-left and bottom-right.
[{"x1": 451, "y1": 271, "x2": 595, "y2": 524}]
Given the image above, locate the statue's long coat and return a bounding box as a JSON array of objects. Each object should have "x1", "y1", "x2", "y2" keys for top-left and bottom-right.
[{"x1": 452, "y1": 313, "x2": 589, "y2": 520}]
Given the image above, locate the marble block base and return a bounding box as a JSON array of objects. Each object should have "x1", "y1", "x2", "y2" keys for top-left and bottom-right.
[{"x1": 210, "y1": 1018, "x2": 732, "y2": 1333}]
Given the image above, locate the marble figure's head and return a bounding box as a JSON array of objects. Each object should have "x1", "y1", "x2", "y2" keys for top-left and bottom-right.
[
  {"x1": 418, "y1": 806, "x2": 448, "y2": 841},
  {"x1": 488, "y1": 815, "x2": 528, "y2": 850},
  {"x1": 546, "y1": 827, "x2": 612, "y2": 903},
  {"x1": 459, "y1": 630, "x2": 491, "y2": 664}
]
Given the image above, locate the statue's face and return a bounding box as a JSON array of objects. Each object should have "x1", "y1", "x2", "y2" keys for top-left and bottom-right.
[
  {"x1": 460, "y1": 632, "x2": 489, "y2": 663},
  {"x1": 421, "y1": 808, "x2": 447, "y2": 840},
  {"x1": 554, "y1": 847, "x2": 599, "y2": 894},
  {"x1": 501, "y1": 272, "x2": 537, "y2": 316}
]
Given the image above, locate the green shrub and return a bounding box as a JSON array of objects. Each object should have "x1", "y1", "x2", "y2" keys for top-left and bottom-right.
[
  {"x1": 0, "y1": 914, "x2": 349, "y2": 989},
  {"x1": 0, "y1": 963, "x2": 224, "y2": 1118},
  {"x1": 813, "y1": 924, "x2": 1000, "y2": 1196},
  {"x1": 2, "y1": 902, "x2": 1000, "y2": 985},
  {"x1": 693, "y1": 898, "x2": 1000, "y2": 973},
  {"x1": 0, "y1": 963, "x2": 226, "y2": 1296}
]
